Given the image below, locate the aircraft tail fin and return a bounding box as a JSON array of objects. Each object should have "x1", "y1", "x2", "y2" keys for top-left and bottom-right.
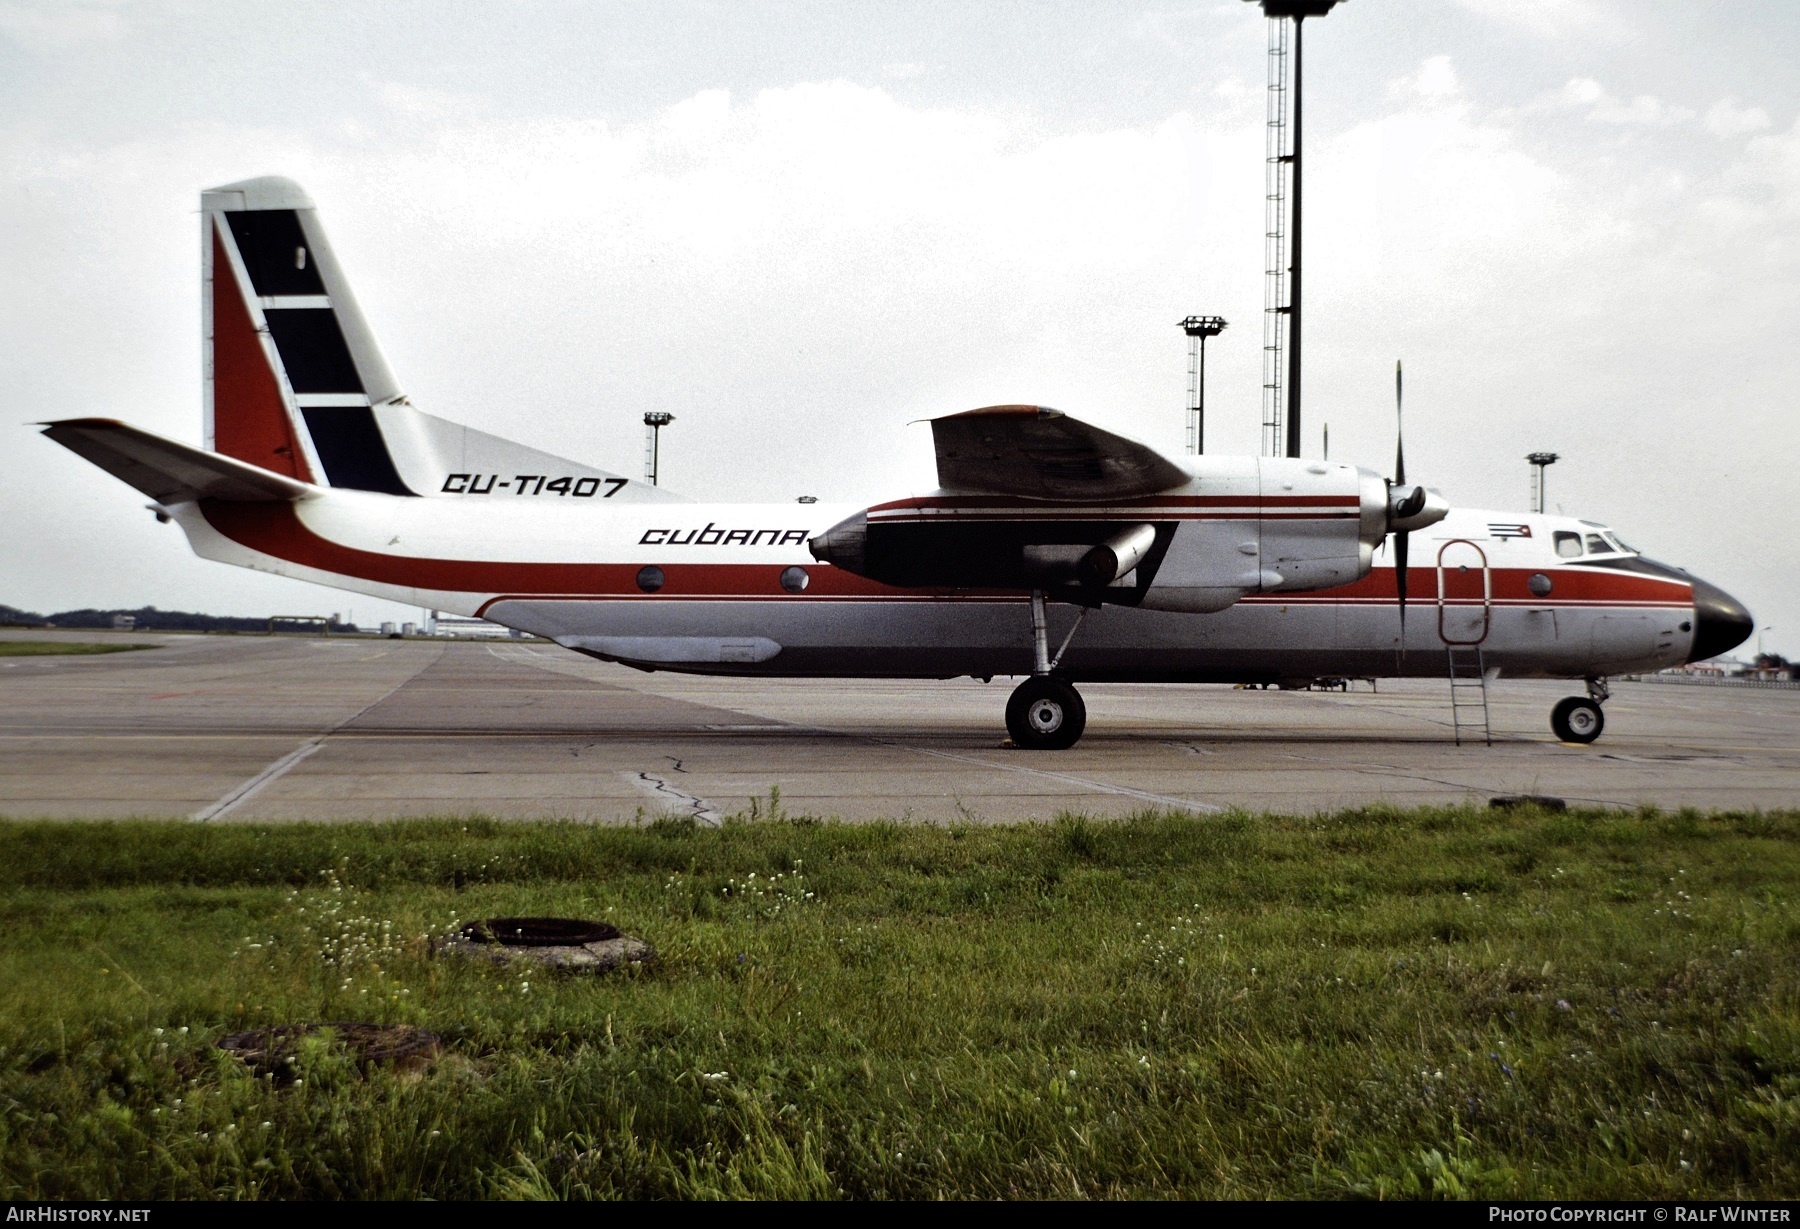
[{"x1": 202, "y1": 177, "x2": 681, "y2": 502}]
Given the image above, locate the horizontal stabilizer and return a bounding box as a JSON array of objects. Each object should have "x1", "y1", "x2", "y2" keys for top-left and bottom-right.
[
  {"x1": 41, "y1": 418, "x2": 312, "y2": 503},
  {"x1": 931, "y1": 405, "x2": 1189, "y2": 502}
]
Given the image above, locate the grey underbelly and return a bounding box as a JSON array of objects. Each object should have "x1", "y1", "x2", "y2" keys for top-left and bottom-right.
[{"x1": 482, "y1": 598, "x2": 1692, "y2": 681}]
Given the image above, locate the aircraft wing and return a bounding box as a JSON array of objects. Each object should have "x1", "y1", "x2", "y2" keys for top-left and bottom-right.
[
  {"x1": 930, "y1": 405, "x2": 1189, "y2": 501},
  {"x1": 40, "y1": 418, "x2": 312, "y2": 503}
]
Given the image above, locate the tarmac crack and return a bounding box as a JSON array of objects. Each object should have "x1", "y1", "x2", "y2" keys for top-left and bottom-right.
[{"x1": 628, "y1": 761, "x2": 722, "y2": 827}]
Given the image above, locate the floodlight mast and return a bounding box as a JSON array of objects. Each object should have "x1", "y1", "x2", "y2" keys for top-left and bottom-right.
[
  {"x1": 1526, "y1": 451, "x2": 1560, "y2": 514},
  {"x1": 1246, "y1": 0, "x2": 1344, "y2": 459},
  {"x1": 1180, "y1": 315, "x2": 1227, "y2": 454},
  {"x1": 644, "y1": 412, "x2": 674, "y2": 486}
]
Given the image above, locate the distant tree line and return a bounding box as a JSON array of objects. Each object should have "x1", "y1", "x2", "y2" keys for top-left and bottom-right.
[{"x1": 0, "y1": 605, "x2": 360, "y2": 634}]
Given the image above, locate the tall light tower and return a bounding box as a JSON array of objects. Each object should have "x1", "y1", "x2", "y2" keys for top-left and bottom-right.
[
  {"x1": 644, "y1": 412, "x2": 674, "y2": 486},
  {"x1": 1527, "y1": 451, "x2": 1559, "y2": 514},
  {"x1": 1248, "y1": 0, "x2": 1345, "y2": 458},
  {"x1": 1180, "y1": 315, "x2": 1227, "y2": 454}
]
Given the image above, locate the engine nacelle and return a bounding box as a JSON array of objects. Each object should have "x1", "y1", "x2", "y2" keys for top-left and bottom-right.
[
  {"x1": 814, "y1": 456, "x2": 1448, "y2": 611},
  {"x1": 1140, "y1": 457, "x2": 1443, "y2": 612}
]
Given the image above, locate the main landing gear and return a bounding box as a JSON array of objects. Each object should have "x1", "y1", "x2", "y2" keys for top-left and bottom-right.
[
  {"x1": 1005, "y1": 591, "x2": 1090, "y2": 750},
  {"x1": 1550, "y1": 677, "x2": 1609, "y2": 744},
  {"x1": 1006, "y1": 676, "x2": 1086, "y2": 750}
]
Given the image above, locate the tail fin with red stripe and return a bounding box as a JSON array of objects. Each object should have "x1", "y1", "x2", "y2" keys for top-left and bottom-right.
[{"x1": 201, "y1": 177, "x2": 678, "y2": 502}]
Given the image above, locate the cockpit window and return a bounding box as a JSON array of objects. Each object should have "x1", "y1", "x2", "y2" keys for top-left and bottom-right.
[
  {"x1": 1604, "y1": 532, "x2": 1633, "y2": 553},
  {"x1": 1554, "y1": 531, "x2": 1582, "y2": 558},
  {"x1": 1585, "y1": 533, "x2": 1614, "y2": 554}
]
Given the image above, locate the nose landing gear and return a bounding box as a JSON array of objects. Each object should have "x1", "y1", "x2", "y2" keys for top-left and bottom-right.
[
  {"x1": 1005, "y1": 590, "x2": 1090, "y2": 750},
  {"x1": 1550, "y1": 677, "x2": 1609, "y2": 744}
]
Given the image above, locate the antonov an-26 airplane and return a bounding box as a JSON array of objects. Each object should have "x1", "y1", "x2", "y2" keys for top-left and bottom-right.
[{"x1": 42, "y1": 178, "x2": 1754, "y2": 749}]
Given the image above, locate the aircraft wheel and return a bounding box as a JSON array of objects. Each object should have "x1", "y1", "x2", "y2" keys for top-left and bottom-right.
[
  {"x1": 1550, "y1": 696, "x2": 1604, "y2": 744},
  {"x1": 1006, "y1": 677, "x2": 1087, "y2": 750}
]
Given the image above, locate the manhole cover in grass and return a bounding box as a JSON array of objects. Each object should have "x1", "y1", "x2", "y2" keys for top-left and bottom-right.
[
  {"x1": 441, "y1": 916, "x2": 653, "y2": 973},
  {"x1": 217, "y1": 1022, "x2": 441, "y2": 1077},
  {"x1": 457, "y1": 917, "x2": 621, "y2": 947},
  {"x1": 1490, "y1": 794, "x2": 1568, "y2": 812}
]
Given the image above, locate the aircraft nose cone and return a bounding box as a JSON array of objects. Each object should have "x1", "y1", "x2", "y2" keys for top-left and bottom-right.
[{"x1": 1688, "y1": 576, "x2": 1754, "y2": 663}]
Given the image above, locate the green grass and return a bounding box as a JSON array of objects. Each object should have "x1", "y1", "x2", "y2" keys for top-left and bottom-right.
[
  {"x1": 0, "y1": 640, "x2": 157, "y2": 656},
  {"x1": 1, "y1": 806, "x2": 1795, "y2": 1200}
]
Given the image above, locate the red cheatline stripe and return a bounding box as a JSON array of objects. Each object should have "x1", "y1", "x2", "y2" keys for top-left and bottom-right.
[
  {"x1": 1283, "y1": 567, "x2": 1691, "y2": 605},
  {"x1": 869, "y1": 493, "x2": 1358, "y2": 512},
  {"x1": 202, "y1": 501, "x2": 986, "y2": 600},
  {"x1": 201, "y1": 502, "x2": 1696, "y2": 607},
  {"x1": 869, "y1": 511, "x2": 1359, "y2": 523}
]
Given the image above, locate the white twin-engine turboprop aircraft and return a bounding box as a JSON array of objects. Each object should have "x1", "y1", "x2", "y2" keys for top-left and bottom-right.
[{"x1": 43, "y1": 177, "x2": 1753, "y2": 749}]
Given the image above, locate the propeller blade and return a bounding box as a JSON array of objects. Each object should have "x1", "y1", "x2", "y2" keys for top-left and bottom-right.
[
  {"x1": 1394, "y1": 359, "x2": 1405, "y2": 487},
  {"x1": 1395, "y1": 527, "x2": 1409, "y2": 650},
  {"x1": 1389, "y1": 529, "x2": 1404, "y2": 618}
]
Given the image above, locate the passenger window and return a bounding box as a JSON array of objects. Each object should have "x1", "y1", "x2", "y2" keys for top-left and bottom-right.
[
  {"x1": 1554, "y1": 531, "x2": 1582, "y2": 558},
  {"x1": 1585, "y1": 533, "x2": 1614, "y2": 554}
]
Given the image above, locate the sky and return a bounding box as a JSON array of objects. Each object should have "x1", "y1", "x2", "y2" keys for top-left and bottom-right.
[{"x1": 2, "y1": 0, "x2": 1796, "y2": 656}]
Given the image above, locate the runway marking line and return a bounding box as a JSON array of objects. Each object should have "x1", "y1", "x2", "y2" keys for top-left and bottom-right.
[
  {"x1": 782, "y1": 730, "x2": 1226, "y2": 815},
  {"x1": 192, "y1": 740, "x2": 328, "y2": 822},
  {"x1": 190, "y1": 646, "x2": 446, "y2": 822},
  {"x1": 1274, "y1": 751, "x2": 1638, "y2": 810}
]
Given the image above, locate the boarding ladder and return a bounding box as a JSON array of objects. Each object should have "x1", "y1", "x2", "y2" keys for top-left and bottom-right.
[
  {"x1": 1445, "y1": 645, "x2": 1492, "y2": 747},
  {"x1": 1437, "y1": 539, "x2": 1494, "y2": 747}
]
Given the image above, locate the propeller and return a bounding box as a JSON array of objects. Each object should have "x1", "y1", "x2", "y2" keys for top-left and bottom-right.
[
  {"x1": 1380, "y1": 359, "x2": 1447, "y2": 660},
  {"x1": 1390, "y1": 359, "x2": 1425, "y2": 653},
  {"x1": 1395, "y1": 360, "x2": 1406, "y2": 632}
]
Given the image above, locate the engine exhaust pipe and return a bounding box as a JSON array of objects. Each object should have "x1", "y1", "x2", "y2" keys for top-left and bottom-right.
[{"x1": 1076, "y1": 523, "x2": 1157, "y2": 587}]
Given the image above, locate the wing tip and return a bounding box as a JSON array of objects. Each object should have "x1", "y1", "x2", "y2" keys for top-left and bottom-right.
[
  {"x1": 939, "y1": 404, "x2": 1063, "y2": 421},
  {"x1": 40, "y1": 417, "x2": 128, "y2": 432}
]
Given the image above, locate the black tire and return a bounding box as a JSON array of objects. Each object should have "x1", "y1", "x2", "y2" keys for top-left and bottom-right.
[
  {"x1": 1005, "y1": 677, "x2": 1087, "y2": 750},
  {"x1": 1550, "y1": 696, "x2": 1605, "y2": 744}
]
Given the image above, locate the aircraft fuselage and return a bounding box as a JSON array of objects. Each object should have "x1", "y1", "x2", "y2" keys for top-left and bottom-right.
[{"x1": 173, "y1": 491, "x2": 1731, "y2": 686}]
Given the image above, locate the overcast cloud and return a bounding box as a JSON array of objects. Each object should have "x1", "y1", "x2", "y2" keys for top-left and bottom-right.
[{"x1": 2, "y1": 0, "x2": 1795, "y2": 654}]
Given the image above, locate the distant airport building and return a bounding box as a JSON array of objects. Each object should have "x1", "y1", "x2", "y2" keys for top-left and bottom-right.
[
  {"x1": 1657, "y1": 655, "x2": 1798, "y2": 683},
  {"x1": 431, "y1": 614, "x2": 522, "y2": 639}
]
